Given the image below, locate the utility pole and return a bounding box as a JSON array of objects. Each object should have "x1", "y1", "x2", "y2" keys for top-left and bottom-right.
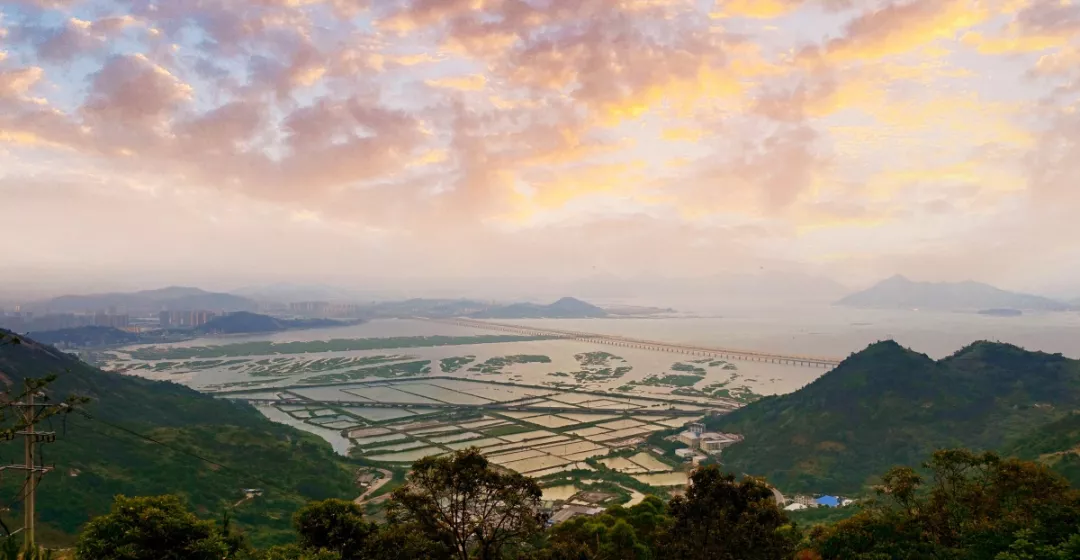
[{"x1": 3, "y1": 388, "x2": 58, "y2": 552}]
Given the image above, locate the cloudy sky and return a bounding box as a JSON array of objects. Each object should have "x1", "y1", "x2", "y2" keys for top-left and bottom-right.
[{"x1": 1, "y1": 0, "x2": 1078, "y2": 295}]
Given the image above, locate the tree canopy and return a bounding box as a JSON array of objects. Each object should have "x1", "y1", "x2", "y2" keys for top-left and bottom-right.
[
  {"x1": 805, "y1": 449, "x2": 1080, "y2": 559},
  {"x1": 664, "y1": 467, "x2": 798, "y2": 560},
  {"x1": 387, "y1": 449, "x2": 545, "y2": 560},
  {"x1": 75, "y1": 495, "x2": 232, "y2": 560}
]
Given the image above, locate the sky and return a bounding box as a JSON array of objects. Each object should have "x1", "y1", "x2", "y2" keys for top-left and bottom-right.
[{"x1": 1, "y1": 0, "x2": 1079, "y2": 297}]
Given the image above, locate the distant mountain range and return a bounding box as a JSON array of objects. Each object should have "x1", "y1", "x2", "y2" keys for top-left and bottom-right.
[
  {"x1": 836, "y1": 275, "x2": 1073, "y2": 312},
  {"x1": 35, "y1": 286, "x2": 258, "y2": 314},
  {"x1": 469, "y1": 297, "x2": 608, "y2": 319},
  {"x1": 230, "y1": 283, "x2": 376, "y2": 303},
  {"x1": 559, "y1": 272, "x2": 849, "y2": 304},
  {"x1": 710, "y1": 340, "x2": 1080, "y2": 494}
]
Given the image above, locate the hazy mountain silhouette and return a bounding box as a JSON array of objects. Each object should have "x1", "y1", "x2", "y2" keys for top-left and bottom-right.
[
  {"x1": 36, "y1": 286, "x2": 257, "y2": 313},
  {"x1": 470, "y1": 297, "x2": 607, "y2": 319},
  {"x1": 836, "y1": 275, "x2": 1071, "y2": 311}
]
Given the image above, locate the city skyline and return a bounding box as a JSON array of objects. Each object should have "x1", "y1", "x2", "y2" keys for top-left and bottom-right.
[{"x1": 2, "y1": 0, "x2": 1079, "y2": 294}]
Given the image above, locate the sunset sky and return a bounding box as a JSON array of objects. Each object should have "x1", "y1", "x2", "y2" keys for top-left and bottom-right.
[{"x1": 1, "y1": 0, "x2": 1078, "y2": 294}]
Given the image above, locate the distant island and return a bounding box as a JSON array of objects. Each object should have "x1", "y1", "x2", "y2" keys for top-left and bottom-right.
[
  {"x1": 978, "y1": 308, "x2": 1024, "y2": 317},
  {"x1": 26, "y1": 312, "x2": 354, "y2": 349},
  {"x1": 836, "y1": 275, "x2": 1072, "y2": 312},
  {"x1": 469, "y1": 297, "x2": 608, "y2": 319},
  {"x1": 195, "y1": 311, "x2": 347, "y2": 334}
]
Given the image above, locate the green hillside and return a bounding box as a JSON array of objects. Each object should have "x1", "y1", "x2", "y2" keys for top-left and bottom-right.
[
  {"x1": 709, "y1": 340, "x2": 1080, "y2": 494},
  {"x1": 1002, "y1": 411, "x2": 1080, "y2": 487},
  {"x1": 0, "y1": 331, "x2": 359, "y2": 547}
]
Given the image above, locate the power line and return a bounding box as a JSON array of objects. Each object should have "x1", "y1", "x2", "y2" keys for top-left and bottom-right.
[{"x1": 69, "y1": 409, "x2": 301, "y2": 497}]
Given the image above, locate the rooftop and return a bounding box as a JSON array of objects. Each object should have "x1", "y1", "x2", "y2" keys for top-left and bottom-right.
[{"x1": 548, "y1": 504, "x2": 603, "y2": 525}]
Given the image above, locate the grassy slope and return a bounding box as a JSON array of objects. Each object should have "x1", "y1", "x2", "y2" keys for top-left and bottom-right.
[
  {"x1": 710, "y1": 340, "x2": 1080, "y2": 494},
  {"x1": 1001, "y1": 411, "x2": 1080, "y2": 487},
  {"x1": 0, "y1": 331, "x2": 358, "y2": 548}
]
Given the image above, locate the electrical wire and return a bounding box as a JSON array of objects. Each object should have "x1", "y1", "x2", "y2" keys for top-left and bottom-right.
[{"x1": 68, "y1": 409, "x2": 300, "y2": 497}]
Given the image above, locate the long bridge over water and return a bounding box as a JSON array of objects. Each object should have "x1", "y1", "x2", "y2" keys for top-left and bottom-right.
[{"x1": 423, "y1": 317, "x2": 842, "y2": 369}]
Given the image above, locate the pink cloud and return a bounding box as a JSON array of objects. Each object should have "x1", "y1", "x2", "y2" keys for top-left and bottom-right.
[
  {"x1": 0, "y1": 67, "x2": 45, "y2": 100},
  {"x1": 82, "y1": 54, "x2": 193, "y2": 124}
]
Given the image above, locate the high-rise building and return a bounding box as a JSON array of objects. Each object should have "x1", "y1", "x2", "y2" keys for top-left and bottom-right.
[{"x1": 158, "y1": 310, "x2": 216, "y2": 328}]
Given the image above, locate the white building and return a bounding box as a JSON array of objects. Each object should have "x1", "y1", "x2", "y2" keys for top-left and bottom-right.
[
  {"x1": 677, "y1": 431, "x2": 700, "y2": 449},
  {"x1": 674, "y1": 448, "x2": 695, "y2": 460},
  {"x1": 698, "y1": 432, "x2": 741, "y2": 453},
  {"x1": 784, "y1": 503, "x2": 808, "y2": 511}
]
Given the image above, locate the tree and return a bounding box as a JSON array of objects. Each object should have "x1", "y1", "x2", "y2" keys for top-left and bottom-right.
[
  {"x1": 363, "y1": 522, "x2": 453, "y2": 560},
  {"x1": 75, "y1": 495, "x2": 231, "y2": 560},
  {"x1": 663, "y1": 466, "x2": 798, "y2": 560},
  {"x1": 807, "y1": 449, "x2": 1080, "y2": 559},
  {"x1": 292, "y1": 499, "x2": 375, "y2": 560},
  {"x1": 544, "y1": 496, "x2": 670, "y2": 560},
  {"x1": 387, "y1": 449, "x2": 545, "y2": 560},
  {"x1": 261, "y1": 544, "x2": 341, "y2": 560}
]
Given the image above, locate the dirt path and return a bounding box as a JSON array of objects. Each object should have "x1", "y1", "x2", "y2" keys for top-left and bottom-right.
[{"x1": 355, "y1": 468, "x2": 394, "y2": 504}]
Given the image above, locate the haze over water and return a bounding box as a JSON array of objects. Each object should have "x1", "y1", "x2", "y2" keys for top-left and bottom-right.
[{"x1": 501, "y1": 303, "x2": 1080, "y2": 360}]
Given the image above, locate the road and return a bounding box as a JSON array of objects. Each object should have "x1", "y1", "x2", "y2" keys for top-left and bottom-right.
[{"x1": 354, "y1": 468, "x2": 394, "y2": 505}]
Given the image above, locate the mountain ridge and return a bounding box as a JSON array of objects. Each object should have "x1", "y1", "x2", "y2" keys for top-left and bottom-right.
[
  {"x1": 0, "y1": 329, "x2": 358, "y2": 547},
  {"x1": 35, "y1": 286, "x2": 258, "y2": 314},
  {"x1": 709, "y1": 339, "x2": 1080, "y2": 494},
  {"x1": 469, "y1": 296, "x2": 607, "y2": 319},
  {"x1": 836, "y1": 275, "x2": 1071, "y2": 311}
]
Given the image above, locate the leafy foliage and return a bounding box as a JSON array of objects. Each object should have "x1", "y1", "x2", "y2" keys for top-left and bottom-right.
[
  {"x1": 292, "y1": 500, "x2": 375, "y2": 560},
  {"x1": 663, "y1": 467, "x2": 798, "y2": 560},
  {"x1": 75, "y1": 495, "x2": 231, "y2": 560},
  {"x1": 804, "y1": 449, "x2": 1080, "y2": 559},
  {"x1": 66, "y1": 447, "x2": 1080, "y2": 560},
  {"x1": 1001, "y1": 411, "x2": 1080, "y2": 487},
  {"x1": 542, "y1": 496, "x2": 670, "y2": 560},
  {"x1": 387, "y1": 449, "x2": 545, "y2": 560}
]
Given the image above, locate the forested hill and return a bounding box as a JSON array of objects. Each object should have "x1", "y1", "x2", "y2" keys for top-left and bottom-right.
[
  {"x1": 195, "y1": 311, "x2": 345, "y2": 334},
  {"x1": 710, "y1": 340, "x2": 1080, "y2": 494},
  {"x1": 1002, "y1": 411, "x2": 1080, "y2": 487},
  {"x1": 0, "y1": 330, "x2": 358, "y2": 547}
]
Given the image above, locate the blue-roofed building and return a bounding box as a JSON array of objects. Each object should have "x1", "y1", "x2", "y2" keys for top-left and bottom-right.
[{"x1": 816, "y1": 495, "x2": 840, "y2": 508}]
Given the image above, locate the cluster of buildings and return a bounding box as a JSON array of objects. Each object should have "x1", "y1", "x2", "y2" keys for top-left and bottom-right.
[
  {"x1": 674, "y1": 423, "x2": 743, "y2": 462},
  {"x1": 288, "y1": 301, "x2": 363, "y2": 318},
  {"x1": 158, "y1": 310, "x2": 217, "y2": 328},
  {"x1": 0, "y1": 307, "x2": 132, "y2": 332},
  {"x1": 783, "y1": 495, "x2": 855, "y2": 511}
]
